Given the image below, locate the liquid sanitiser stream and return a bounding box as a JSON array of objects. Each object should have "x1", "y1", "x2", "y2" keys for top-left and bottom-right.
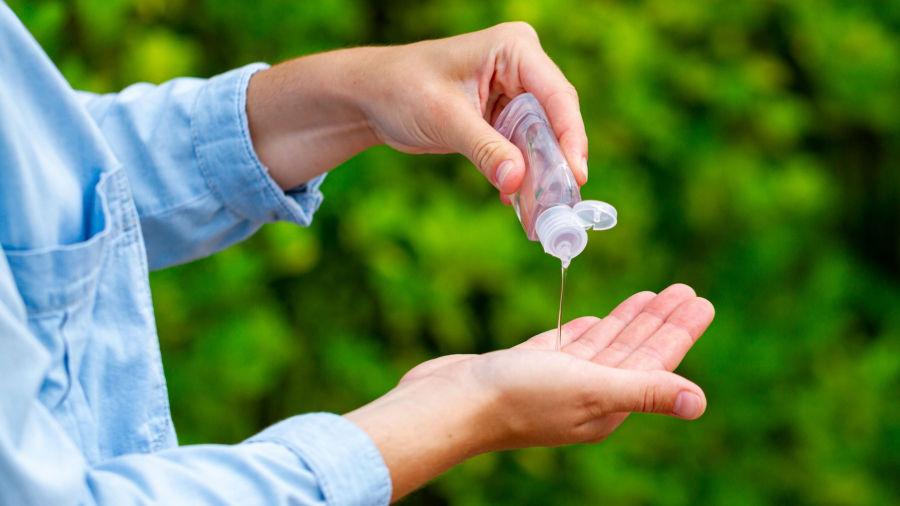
[
  {"x1": 557, "y1": 264, "x2": 568, "y2": 352},
  {"x1": 493, "y1": 93, "x2": 617, "y2": 351}
]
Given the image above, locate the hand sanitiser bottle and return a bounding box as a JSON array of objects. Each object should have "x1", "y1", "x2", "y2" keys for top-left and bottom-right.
[{"x1": 493, "y1": 93, "x2": 617, "y2": 268}]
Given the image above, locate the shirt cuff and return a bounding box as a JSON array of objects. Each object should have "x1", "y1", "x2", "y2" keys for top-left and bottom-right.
[
  {"x1": 191, "y1": 62, "x2": 326, "y2": 226},
  {"x1": 244, "y1": 413, "x2": 392, "y2": 506}
]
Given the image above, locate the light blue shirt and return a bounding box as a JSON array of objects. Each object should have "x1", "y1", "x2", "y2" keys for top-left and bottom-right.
[{"x1": 0, "y1": 4, "x2": 391, "y2": 505}]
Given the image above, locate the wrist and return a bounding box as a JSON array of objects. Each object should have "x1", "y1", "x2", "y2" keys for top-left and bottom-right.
[
  {"x1": 246, "y1": 48, "x2": 384, "y2": 189},
  {"x1": 343, "y1": 372, "x2": 495, "y2": 501}
]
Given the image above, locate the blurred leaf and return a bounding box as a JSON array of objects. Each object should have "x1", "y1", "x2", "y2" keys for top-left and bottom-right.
[{"x1": 11, "y1": 0, "x2": 900, "y2": 503}]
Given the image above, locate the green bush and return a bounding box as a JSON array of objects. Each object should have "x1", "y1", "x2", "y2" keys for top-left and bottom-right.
[{"x1": 10, "y1": 0, "x2": 900, "y2": 503}]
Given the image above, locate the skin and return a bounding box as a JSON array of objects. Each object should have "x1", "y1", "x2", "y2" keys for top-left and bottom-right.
[
  {"x1": 247, "y1": 22, "x2": 587, "y2": 203},
  {"x1": 345, "y1": 284, "x2": 714, "y2": 500},
  {"x1": 245, "y1": 23, "x2": 715, "y2": 503}
]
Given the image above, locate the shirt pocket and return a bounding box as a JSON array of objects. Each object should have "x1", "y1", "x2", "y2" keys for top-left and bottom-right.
[
  {"x1": 6, "y1": 166, "x2": 122, "y2": 393},
  {"x1": 5, "y1": 166, "x2": 171, "y2": 462}
]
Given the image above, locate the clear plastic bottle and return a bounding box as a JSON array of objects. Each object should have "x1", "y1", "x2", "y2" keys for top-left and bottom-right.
[{"x1": 493, "y1": 93, "x2": 617, "y2": 266}]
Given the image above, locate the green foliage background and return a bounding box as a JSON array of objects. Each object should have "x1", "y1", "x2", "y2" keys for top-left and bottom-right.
[{"x1": 10, "y1": 0, "x2": 900, "y2": 504}]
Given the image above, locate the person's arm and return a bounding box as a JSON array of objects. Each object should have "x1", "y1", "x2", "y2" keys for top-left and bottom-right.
[
  {"x1": 76, "y1": 23, "x2": 585, "y2": 269},
  {"x1": 76, "y1": 64, "x2": 325, "y2": 270},
  {"x1": 0, "y1": 248, "x2": 390, "y2": 506},
  {"x1": 346, "y1": 284, "x2": 715, "y2": 501},
  {"x1": 3, "y1": 212, "x2": 711, "y2": 506},
  {"x1": 1, "y1": 221, "x2": 711, "y2": 506},
  {"x1": 246, "y1": 22, "x2": 589, "y2": 202}
]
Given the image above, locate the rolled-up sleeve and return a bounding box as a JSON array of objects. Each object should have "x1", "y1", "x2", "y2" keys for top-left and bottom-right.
[
  {"x1": 245, "y1": 414, "x2": 393, "y2": 505},
  {"x1": 77, "y1": 63, "x2": 326, "y2": 270},
  {"x1": 85, "y1": 414, "x2": 392, "y2": 506}
]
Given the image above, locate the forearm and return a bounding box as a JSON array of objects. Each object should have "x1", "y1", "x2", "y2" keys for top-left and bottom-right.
[
  {"x1": 246, "y1": 48, "x2": 384, "y2": 190},
  {"x1": 77, "y1": 66, "x2": 331, "y2": 270},
  {"x1": 343, "y1": 376, "x2": 493, "y2": 502}
]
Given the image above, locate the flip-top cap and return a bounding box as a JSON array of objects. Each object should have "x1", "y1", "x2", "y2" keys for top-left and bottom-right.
[{"x1": 573, "y1": 200, "x2": 617, "y2": 230}]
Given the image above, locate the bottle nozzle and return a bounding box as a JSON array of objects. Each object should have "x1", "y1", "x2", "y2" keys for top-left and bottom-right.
[
  {"x1": 534, "y1": 206, "x2": 588, "y2": 264},
  {"x1": 535, "y1": 201, "x2": 617, "y2": 264},
  {"x1": 559, "y1": 244, "x2": 572, "y2": 268}
]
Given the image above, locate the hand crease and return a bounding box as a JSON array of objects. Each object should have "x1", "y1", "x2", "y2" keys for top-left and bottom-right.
[
  {"x1": 663, "y1": 319, "x2": 699, "y2": 344},
  {"x1": 633, "y1": 346, "x2": 669, "y2": 371}
]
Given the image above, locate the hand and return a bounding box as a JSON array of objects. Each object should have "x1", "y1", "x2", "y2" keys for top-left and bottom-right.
[
  {"x1": 345, "y1": 284, "x2": 714, "y2": 501},
  {"x1": 354, "y1": 22, "x2": 588, "y2": 199},
  {"x1": 247, "y1": 23, "x2": 587, "y2": 201}
]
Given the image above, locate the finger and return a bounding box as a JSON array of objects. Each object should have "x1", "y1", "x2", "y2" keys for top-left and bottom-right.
[
  {"x1": 590, "y1": 284, "x2": 696, "y2": 367},
  {"x1": 518, "y1": 50, "x2": 588, "y2": 185},
  {"x1": 618, "y1": 297, "x2": 715, "y2": 372},
  {"x1": 586, "y1": 368, "x2": 706, "y2": 419},
  {"x1": 446, "y1": 103, "x2": 526, "y2": 194},
  {"x1": 561, "y1": 291, "x2": 656, "y2": 359},
  {"x1": 515, "y1": 316, "x2": 600, "y2": 351},
  {"x1": 487, "y1": 93, "x2": 514, "y2": 126},
  {"x1": 400, "y1": 354, "x2": 476, "y2": 383}
]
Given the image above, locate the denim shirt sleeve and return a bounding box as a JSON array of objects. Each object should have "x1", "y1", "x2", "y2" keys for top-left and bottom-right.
[
  {"x1": 76, "y1": 64, "x2": 326, "y2": 270},
  {"x1": 1, "y1": 250, "x2": 390, "y2": 506}
]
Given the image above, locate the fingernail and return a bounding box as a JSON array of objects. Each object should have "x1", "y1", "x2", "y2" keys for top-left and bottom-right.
[
  {"x1": 673, "y1": 391, "x2": 702, "y2": 419},
  {"x1": 582, "y1": 157, "x2": 588, "y2": 182},
  {"x1": 496, "y1": 160, "x2": 515, "y2": 189}
]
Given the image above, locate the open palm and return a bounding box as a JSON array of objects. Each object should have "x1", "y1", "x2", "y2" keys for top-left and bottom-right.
[{"x1": 399, "y1": 284, "x2": 715, "y2": 448}]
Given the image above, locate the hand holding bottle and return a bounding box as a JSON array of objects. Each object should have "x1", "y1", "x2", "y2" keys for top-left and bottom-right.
[{"x1": 246, "y1": 22, "x2": 588, "y2": 196}]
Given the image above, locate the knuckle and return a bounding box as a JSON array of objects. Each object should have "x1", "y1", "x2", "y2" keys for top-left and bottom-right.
[
  {"x1": 500, "y1": 21, "x2": 539, "y2": 41},
  {"x1": 542, "y1": 85, "x2": 580, "y2": 119},
  {"x1": 472, "y1": 134, "x2": 506, "y2": 172},
  {"x1": 548, "y1": 83, "x2": 579, "y2": 106},
  {"x1": 640, "y1": 385, "x2": 664, "y2": 413},
  {"x1": 579, "y1": 390, "x2": 603, "y2": 418}
]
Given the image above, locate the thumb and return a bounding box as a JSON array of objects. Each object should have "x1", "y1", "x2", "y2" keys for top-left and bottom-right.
[
  {"x1": 594, "y1": 368, "x2": 707, "y2": 420},
  {"x1": 446, "y1": 105, "x2": 526, "y2": 194}
]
